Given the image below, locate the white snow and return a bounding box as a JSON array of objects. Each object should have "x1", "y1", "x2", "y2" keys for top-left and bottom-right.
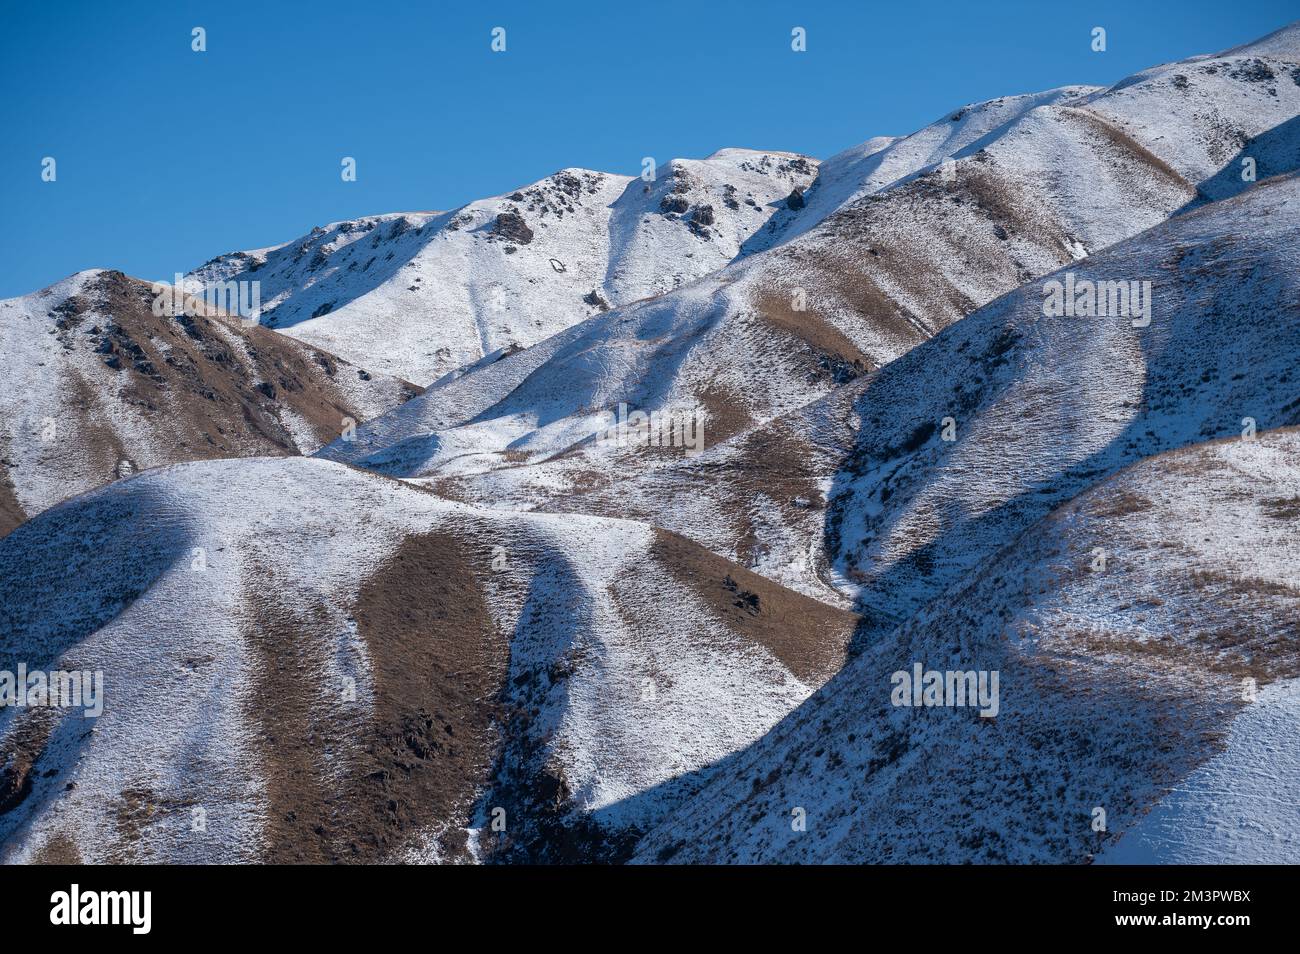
[
  {"x1": 186, "y1": 152, "x2": 819, "y2": 385},
  {"x1": 1099, "y1": 679, "x2": 1300, "y2": 864}
]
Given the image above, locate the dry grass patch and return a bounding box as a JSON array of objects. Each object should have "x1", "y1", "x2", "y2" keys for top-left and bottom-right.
[
  {"x1": 244, "y1": 531, "x2": 507, "y2": 863},
  {"x1": 650, "y1": 528, "x2": 861, "y2": 684}
]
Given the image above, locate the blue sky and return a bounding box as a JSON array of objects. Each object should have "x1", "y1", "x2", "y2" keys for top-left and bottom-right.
[{"x1": 1, "y1": 0, "x2": 1295, "y2": 297}]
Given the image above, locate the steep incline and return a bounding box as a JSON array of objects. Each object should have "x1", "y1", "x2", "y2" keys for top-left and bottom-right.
[
  {"x1": 823, "y1": 173, "x2": 1300, "y2": 623},
  {"x1": 0, "y1": 270, "x2": 418, "y2": 534},
  {"x1": 187, "y1": 151, "x2": 818, "y2": 384},
  {"x1": 5, "y1": 18, "x2": 1299, "y2": 869},
  {"x1": 318, "y1": 31, "x2": 1300, "y2": 518},
  {"x1": 633, "y1": 429, "x2": 1300, "y2": 863},
  {"x1": 540, "y1": 169, "x2": 1300, "y2": 603},
  {"x1": 0, "y1": 457, "x2": 861, "y2": 863}
]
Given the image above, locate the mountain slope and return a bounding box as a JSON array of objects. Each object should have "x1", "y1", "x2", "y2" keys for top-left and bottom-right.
[
  {"x1": 537, "y1": 377, "x2": 867, "y2": 603},
  {"x1": 1098, "y1": 675, "x2": 1300, "y2": 864},
  {"x1": 0, "y1": 456, "x2": 862, "y2": 863},
  {"x1": 318, "y1": 28, "x2": 1300, "y2": 521},
  {"x1": 6, "y1": 19, "x2": 1300, "y2": 869},
  {"x1": 740, "y1": 85, "x2": 1097, "y2": 255},
  {"x1": 823, "y1": 171, "x2": 1300, "y2": 624},
  {"x1": 0, "y1": 270, "x2": 419, "y2": 535},
  {"x1": 538, "y1": 167, "x2": 1300, "y2": 604},
  {"x1": 632, "y1": 427, "x2": 1300, "y2": 863},
  {"x1": 187, "y1": 151, "x2": 818, "y2": 384},
  {"x1": 619, "y1": 138, "x2": 1300, "y2": 866}
]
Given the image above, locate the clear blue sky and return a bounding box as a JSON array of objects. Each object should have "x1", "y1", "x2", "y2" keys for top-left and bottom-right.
[{"x1": 1, "y1": 0, "x2": 1295, "y2": 297}]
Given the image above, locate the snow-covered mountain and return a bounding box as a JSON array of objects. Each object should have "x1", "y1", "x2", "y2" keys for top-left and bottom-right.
[
  {"x1": 317, "y1": 26, "x2": 1300, "y2": 519},
  {"x1": 0, "y1": 456, "x2": 859, "y2": 862},
  {"x1": 0, "y1": 270, "x2": 418, "y2": 535},
  {"x1": 539, "y1": 377, "x2": 867, "y2": 603},
  {"x1": 632, "y1": 427, "x2": 1300, "y2": 863},
  {"x1": 620, "y1": 165, "x2": 1300, "y2": 864},
  {"x1": 187, "y1": 151, "x2": 818, "y2": 385},
  {"x1": 546, "y1": 168, "x2": 1300, "y2": 606},
  {"x1": 3, "y1": 20, "x2": 1300, "y2": 867},
  {"x1": 823, "y1": 171, "x2": 1300, "y2": 626}
]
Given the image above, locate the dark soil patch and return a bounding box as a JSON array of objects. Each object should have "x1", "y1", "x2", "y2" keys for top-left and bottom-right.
[
  {"x1": 53, "y1": 271, "x2": 420, "y2": 469},
  {"x1": 0, "y1": 465, "x2": 25, "y2": 538},
  {"x1": 650, "y1": 528, "x2": 859, "y2": 684},
  {"x1": 245, "y1": 531, "x2": 506, "y2": 863}
]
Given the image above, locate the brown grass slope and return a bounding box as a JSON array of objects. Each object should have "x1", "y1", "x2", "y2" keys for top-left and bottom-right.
[
  {"x1": 0, "y1": 270, "x2": 421, "y2": 534},
  {"x1": 633, "y1": 427, "x2": 1300, "y2": 864},
  {"x1": 0, "y1": 457, "x2": 862, "y2": 863}
]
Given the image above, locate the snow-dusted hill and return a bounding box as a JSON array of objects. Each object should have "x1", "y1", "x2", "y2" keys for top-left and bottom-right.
[
  {"x1": 4, "y1": 20, "x2": 1300, "y2": 867},
  {"x1": 823, "y1": 171, "x2": 1300, "y2": 625},
  {"x1": 204, "y1": 22, "x2": 1300, "y2": 395},
  {"x1": 631, "y1": 428, "x2": 1300, "y2": 863},
  {"x1": 540, "y1": 166, "x2": 1300, "y2": 604},
  {"x1": 739, "y1": 85, "x2": 1097, "y2": 255},
  {"x1": 187, "y1": 151, "x2": 818, "y2": 385},
  {"x1": 1098, "y1": 676, "x2": 1300, "y2": 864},
  {"x1": 618, "y1": 167, "x2": 1300, "y2": 864},
  {"x1": 537, "y1": 377, "x2": 868, "y2": 604},
  {"x1": 0, "y1": 456, "x2": 860, "y2": 863},
  {"x1": 317, "y1": 27, "x2": 1300, "y2": 518},
  {"x1": 0, "y1": 270, "x2": 418, "y2": 535}
]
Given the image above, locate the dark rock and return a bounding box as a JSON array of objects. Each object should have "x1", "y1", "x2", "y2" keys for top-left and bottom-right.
[
  {"x1": 492, "y1": 211, "x2": 534, "y2": 245},
  {"x1": 659, "y1": 195, "x2": 690, "y2": 215},
  {"x1": 1231, "y1": 59, "x2": 1275, "y2": 84},
  {"x1": 690, "y1": 204, "x2": 715, "y2": 227},
  {"x1": 554, "y1": 173, "x2": 583, "y2": 198}
]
